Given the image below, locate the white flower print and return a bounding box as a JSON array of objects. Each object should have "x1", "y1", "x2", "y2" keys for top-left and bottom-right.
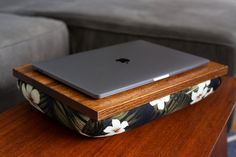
[
  {"x1": 197, "y1": 80, "x2": 211, "y2": 91},
  {"x1": 22, "y1": 84, "x2": 43, "y2": 113},
  {"x1": 103, "y1": 119, "x2": 129, "y2": 136},
  {"x1": 149, "y1": 95, "x2": 170, "y2": 110},
  {"x1": 191, "y1": 80, "x2": 213, "y2": 104}
]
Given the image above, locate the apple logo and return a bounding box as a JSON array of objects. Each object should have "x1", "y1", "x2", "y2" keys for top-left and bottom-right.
[{"x1": 116, "y1": 58, "x2": 130, "y2": 64}]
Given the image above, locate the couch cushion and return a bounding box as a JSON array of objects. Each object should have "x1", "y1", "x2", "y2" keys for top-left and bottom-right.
[
  {"x1": 0, "y1": 13, "x2": 69, "y2": 111},
  {"x1": 0, "y1": 0, "x2": 236, "y2": 47},
  {"x1": 17, "y1": 78, "x2": 222, "y2": 137},
  {"x1": 0, "y1": 0, "x2": 235, "y2": 75}
]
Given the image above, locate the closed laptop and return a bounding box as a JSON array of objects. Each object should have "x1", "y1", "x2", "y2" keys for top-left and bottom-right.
[{"x1": 33, "y1": 40, "x2": 209, "y2": 98}]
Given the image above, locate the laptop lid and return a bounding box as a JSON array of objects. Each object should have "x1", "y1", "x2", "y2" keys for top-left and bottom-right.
[{"x1": 32, "y1": 40, "x2": 209, "y2": 98}]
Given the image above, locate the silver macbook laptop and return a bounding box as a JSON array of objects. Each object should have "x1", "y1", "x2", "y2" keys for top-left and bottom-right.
[{"x1": 33, "y1": 40, "x2": 208, "y2": 99}]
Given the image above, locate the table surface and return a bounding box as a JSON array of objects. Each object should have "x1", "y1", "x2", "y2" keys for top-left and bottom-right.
[
  {"x1": 0, "y1": 77, "x2": 235, "y2": 157},
  {"x1": 13, "y1": 62, "x2": 227, "y2": 120}
]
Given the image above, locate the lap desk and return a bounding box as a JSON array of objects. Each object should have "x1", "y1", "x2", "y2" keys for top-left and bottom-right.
[{"x1": 13, "y1": 61, "x2": 227, "y2": 137}]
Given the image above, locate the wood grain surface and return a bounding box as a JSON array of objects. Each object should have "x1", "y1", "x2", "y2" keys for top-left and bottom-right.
[
  {"x1": 13, "y1": 62, "x2": 228, "y2": 120},
  {"x1": 0, "y1": 77, "x2": 235, "y2": 157}
]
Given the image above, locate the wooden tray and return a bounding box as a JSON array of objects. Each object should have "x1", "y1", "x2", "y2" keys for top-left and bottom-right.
[{"x1": 13, "y1": 61, "x2": 228, "y2": 120}]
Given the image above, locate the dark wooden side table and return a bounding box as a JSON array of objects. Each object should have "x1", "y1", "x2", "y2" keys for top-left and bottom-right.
[{"x1": 0, "y1": 77, "x2": 235, "y2": 157}]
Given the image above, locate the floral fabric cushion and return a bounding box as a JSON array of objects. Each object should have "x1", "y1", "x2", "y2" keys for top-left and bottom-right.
[{"x1": 17, "y1": 78, "x2": 221, "y2": 137}]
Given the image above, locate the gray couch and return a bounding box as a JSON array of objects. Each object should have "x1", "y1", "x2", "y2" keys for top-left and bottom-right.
[
  {"x1": 0, "y1": 0, "x2": 236, "y2": 111},
  {"x1": 0, "y1": 13, "x2": 69, "y2": 111},
  {"x1": 0, "y1": 0, "x2": 236, "y2": 75}
]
